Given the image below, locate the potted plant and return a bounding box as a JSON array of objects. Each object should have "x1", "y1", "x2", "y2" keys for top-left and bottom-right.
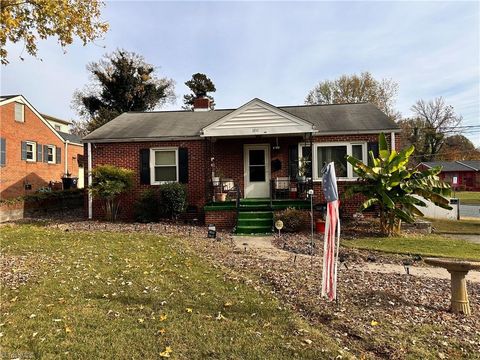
[{"x1": 214, "y1": 169, "x2": 227, "y2": 202}]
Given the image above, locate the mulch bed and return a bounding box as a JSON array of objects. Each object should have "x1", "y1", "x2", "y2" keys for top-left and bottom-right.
[{"x1": 4, "y1": 219, "x2": 479, "y2": 359}]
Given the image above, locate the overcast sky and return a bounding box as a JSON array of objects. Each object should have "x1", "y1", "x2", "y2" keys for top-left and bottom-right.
[{"x1": 1, "y1": 1, "x2": 479, "y2": 145}]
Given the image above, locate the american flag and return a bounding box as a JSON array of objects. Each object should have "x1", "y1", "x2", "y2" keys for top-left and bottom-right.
[{"x1": 321, "y1": 162, "x2": 340, "y2": 301}]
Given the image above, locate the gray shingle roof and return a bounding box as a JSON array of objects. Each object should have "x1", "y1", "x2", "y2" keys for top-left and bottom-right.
[
  {"x1": 83, "y1": 101, "x2": 399, "y2": 142},
  {"x1": 421, "y1": 161, "x2": 480, "y2": 172},
  {"x1": 58, "y1": 131, "x2": 82, "y2": 144}
]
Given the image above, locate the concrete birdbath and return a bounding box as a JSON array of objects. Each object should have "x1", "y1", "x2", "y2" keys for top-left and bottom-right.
[{"x1": 424, "y1": 257, "x2": 480, "y2": 315}]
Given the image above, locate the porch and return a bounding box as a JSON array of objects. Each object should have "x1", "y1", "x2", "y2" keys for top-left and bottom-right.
[{"x1": 204, "y1": 198, "x2": 311, "y2": 234}]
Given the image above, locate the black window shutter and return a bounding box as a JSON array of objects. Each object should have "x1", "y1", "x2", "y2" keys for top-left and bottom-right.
[
  {"x1": 140, "y1": 149, "x2": 150, "y2": 185},
  {"x1": 43, "y1": 145, "x2": 48, "y2": 163},
  {"x1": 178, "y1": 147, "x2": 189, "y2": 184},
  {"x1": 0, "y1": 138, "x2": 5, "y2": 167},
  {"x1": 21, "y1": 141, "x2": 27, "y2": 160},
  {"x1": 367, "y1": 142, "x2": 379, "y2": 166},
  {"x1": 37, "y1": 143, "x2": 42, "y2": 162},
  {"x1": 288, "y1": 144, "x2": 299, "y2": 179},
  {"x1": 56, "y1": 146, "x2": 61, "y2": 164}
]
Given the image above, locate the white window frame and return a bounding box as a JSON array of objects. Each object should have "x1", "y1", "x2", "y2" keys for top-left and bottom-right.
[
  {"x1": 300, "y1": 142, "x2": 367, "y2": 181},
  {"x1": 15, "y1": 102, "x2": 25, "y2": 122},
  {"x1": 26, "y1": 141, "x2": 36, "y2": 162},
  {"x1": 47, "y1": 145, "x2": 56, "y2": 164},
  {"x1": 150, "y1": 147, "x2": 179, "y2": 185}
]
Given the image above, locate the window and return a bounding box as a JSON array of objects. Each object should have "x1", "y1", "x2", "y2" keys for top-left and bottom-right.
[
  {"x1": 15, "y1": 102, "x2": 24, "y2": 122},
  {"x1": 312, "y1": 142, "x2": 367, "y2": 180},
  {"x1": 0, "y1": 138, "x2": 5, "y2": 167},
  {"x1": 150, "y1": 148, "x2": 178, "y2": 184},
  {"x1": 54, "y1": 125, "x2": 61, "y2": 131},
  {"x1": 26, "y1": 141, "x2": 36, "y2": 161},
  {"x1": 47, "y1": 145, "x2": 55, "y2": 163}
]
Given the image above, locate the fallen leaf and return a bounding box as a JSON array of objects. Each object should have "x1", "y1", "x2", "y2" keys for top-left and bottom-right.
[
  {"x1": 159, "y1": 346, "x2": 173, "y2": 357},
  {"x1": 159, "y1": 314, "x2": 167, "y2": 322},
  {"x1": 370, "y1": 320, "x2": 379, "y2": 326},
  {"x1": 186, "y1": 308, "x2": 193, "y2": 313}
]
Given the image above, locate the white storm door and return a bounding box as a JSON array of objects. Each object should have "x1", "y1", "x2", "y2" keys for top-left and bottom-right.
[{"x1": 244, "y1": 144, "x2": 270, "y2": 198}]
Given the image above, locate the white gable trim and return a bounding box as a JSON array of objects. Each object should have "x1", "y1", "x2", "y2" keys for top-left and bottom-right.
[
  {"x1": 0, "y1": 95, "x2": 66, "y2": 143},
  {"x1": 201, "y1": 98, "x2": 314, "y2": 137}
]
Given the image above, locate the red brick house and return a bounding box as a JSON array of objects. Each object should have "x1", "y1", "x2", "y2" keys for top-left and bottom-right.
[
  {"x1": 418, "y1": 160, "x2": 480, "y2": 191},
  {"x1": 83, "y1": 98, "x2": 400, "y2": 232},
  {"x1": 0, "y1": 95, "x2": 84, "y2": 199}
]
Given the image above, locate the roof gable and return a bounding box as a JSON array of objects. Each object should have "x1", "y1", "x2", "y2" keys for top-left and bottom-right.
[
  {"x1": 0, "y1": 95, "x2": 66, "y2": 143},
  {"x1": 201, "y1": 98, "x2": 314, "y2": 137}
]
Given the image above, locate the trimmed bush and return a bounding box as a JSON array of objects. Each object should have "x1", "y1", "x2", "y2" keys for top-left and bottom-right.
[
  {"x1": 134, "y1": 189, "x2": 160, "y2": 223},
  {"x1": 90, "y1": 165, "x2": 134, "y2": 222},
  {"x1": 158, "y1": 183, "x2": 187, "y2": 219},
  {"x1": 274, "y1": 207, "x2": 309, "y2": 232}
]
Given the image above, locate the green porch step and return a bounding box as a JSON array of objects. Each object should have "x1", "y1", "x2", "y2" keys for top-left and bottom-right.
[{"x1": 235, "y1": 210, "x2": 273, "y2": 235}]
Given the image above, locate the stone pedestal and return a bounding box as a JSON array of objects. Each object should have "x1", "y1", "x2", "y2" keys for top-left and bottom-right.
[
  {"x1": 448, "y1": 270, "x2": 470, "y2": 315},
  {"x1": 424, "y1": 258, "x2": 480, "y2": 316}
]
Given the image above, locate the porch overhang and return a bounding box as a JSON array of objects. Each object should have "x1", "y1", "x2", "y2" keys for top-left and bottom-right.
[{"x1": 201, "y1": 98, "x2": 315, "y2": 137}]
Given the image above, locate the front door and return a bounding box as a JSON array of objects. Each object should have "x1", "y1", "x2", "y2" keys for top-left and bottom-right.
[{"x1": 244, "y1": 144, "x2": 270, "y2": 198}]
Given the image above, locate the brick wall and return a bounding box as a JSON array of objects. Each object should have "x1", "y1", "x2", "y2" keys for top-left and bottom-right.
[
  {"x1": 87, "y1": 131, "x2": 399, "y2": 221},
  {"x1": 0, "y1": 101, "x2": 83, "y2": 199},
  {"x1": 89, "y1": 140, "x2": 209, "y2": 220},
  {"x1": 204, "y1": 209, "x2": 236, "y2": 229}
]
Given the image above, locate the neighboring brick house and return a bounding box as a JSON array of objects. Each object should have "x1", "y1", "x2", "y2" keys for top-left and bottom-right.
[
  {"x1": 418, "y1": 160, "x2": 480, "y2": 191},
  {"x1": 0, "y1": 95, "x2": 84, "y2": 199},
  {"x1": 83, "y1": 98, "x2": 400, "y2": 230}
]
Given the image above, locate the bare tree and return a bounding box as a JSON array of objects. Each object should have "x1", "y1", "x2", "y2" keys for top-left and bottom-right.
[{"x1": 410, "y1": 97, "x2": 462, "y2": 161}]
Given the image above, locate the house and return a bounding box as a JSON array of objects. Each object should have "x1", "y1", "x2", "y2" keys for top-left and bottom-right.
[
  {"x1": 418, "y1": 160, "x2": 480, "y2": 191},
  {"x1": 83, "y1": 98, "x2": 400, "y2": 231},
  {"x1": 0, "y1": 95, "x2": 84, "y2": 199}
]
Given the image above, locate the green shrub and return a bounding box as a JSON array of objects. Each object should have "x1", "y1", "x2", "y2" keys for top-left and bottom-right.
[
  {"x1": 90, "y1": 165, "x2": 134, "y2": 222},
  {"x1": 274, "y1": 207, "x2": 309, "y2": 232},
  {"x1": 158, "y1": 183, "x2": 187, "y2": 219},
  {"x1": 134, "y1": 189, "x2": 160, "y2": 223}
]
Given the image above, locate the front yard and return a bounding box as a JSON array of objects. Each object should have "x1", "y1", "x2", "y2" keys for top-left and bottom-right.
[
  {"x1": 1, "y1": 221, "x2": 479, "y2": 359},
  {"x1": 0, "y1": 224, "x2": 341, "y2": 359}
]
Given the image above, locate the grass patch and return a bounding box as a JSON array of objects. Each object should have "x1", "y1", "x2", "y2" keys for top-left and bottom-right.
[
  {"x1": 427, "y1": 217, "x2": 480, "y2": 234},
  {"x1": 342, "y1": 234, "x2": 480, "y2": 261},
  {"x1": 453, "y1": 191, "x2": 480, "y2": 205},
  {"x1": 0, "y1": 225, "x2": 343, "y2": 359}
]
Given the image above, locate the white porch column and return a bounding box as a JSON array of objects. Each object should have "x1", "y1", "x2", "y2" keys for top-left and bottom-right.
[
  {"x1": 391, "y1": 132, "x2": 396, "y2": 151},
  {"x1": 87, "y1": 142, "x2": 93, "y2": 219}
]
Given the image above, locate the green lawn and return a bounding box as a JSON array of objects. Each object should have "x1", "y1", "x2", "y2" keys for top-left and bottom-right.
[
  {"x1": 453, "y1": 191, "x2": 480, "y2": 205},
  {"x1": 0, "y1": 225, "x2": 344, "y2": 359},
  {"x1": 427, "y1": 218, "x2": 480, "y2": 235},
  {"x1": 342, "y1": 234, "x2": 480, "y2": 261}
]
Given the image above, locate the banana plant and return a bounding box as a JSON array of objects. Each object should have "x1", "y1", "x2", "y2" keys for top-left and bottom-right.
[{"x1": 346, "y1": 133, "x2": 452, "y2": 236}]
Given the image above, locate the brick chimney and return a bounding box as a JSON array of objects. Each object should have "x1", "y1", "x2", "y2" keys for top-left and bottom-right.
[{"x1": 193, "y1": 97, "x2": 211, "y2": 111}]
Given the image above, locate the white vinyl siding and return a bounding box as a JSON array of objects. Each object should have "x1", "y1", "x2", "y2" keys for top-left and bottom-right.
[
  {"x1": 15, "y1": 102, "x2": 25, "y2": 122},
  {"x1": 150, "y1": 148, "x2": 178, "y2": 184}
]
